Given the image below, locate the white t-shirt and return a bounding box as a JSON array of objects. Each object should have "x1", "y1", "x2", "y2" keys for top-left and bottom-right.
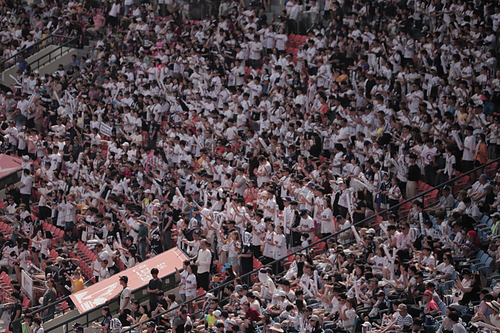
[
  {"x1": 185, "y1": 273, "x2": 197, "y2": 297},
  {"x1": 109, "y1": 3, "x2": 121, "y2": 17},
  {"x1": 40, "y1": 239, "x2": 51, "y2": 257},
  {"x1": 463, "y1": 135, "x2": 476, "y2": 161},
  {"x1": 320, "y1": 208, "x2": 334, "y2": 234},
  {"x1": 120, "y1": 286, "x2": 133, "y2": 311},
  {"x1": 273, "y1": 233, "x2": 286, "y2": 259},
  {"x1": 436, "y1": 262, "x2": 454, "y2": 276},
  {"x1": 179, "y1": 270, "x2": 189, "y2": 295}
]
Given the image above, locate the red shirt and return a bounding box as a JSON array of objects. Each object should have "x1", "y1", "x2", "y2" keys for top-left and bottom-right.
[
  {"x1": 427, "y1": 299, "x2": 438, "y2": 313},
  {"x1": 245, "y1": 307, "x2": 260, "y2": 323}
]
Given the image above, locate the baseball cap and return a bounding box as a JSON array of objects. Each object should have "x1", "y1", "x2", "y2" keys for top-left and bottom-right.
[
  {"x1": 424, "y1": 290, "x2": 433, "y2": 297},
  {"x1": 397, "y1": 304, "x2": 407, "y2": 311},
  {"x1": 146, "y1": 321, "x2": 156, "y2": 328},
  {"x1": 119, "y1": 276, "x2": 128, "y2": 283}
]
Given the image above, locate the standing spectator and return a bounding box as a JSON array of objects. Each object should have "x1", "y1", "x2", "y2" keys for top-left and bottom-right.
[
  {"x1": 9, "y1": 291, "x2": 22, "y2": 332},
  {"x1": 19, "y1": 169, "x2": 32, "y2": 211},
  {"x1": 118, "y1": 275, "x2": 133, "y2": 326},
  {"x1": 196, "y1": 239, "x2": 212, "y2": 292},
  {"x1": 406, "y1": 153, "x2": 420, "y2": 199},
  {"x1": 148, "y1": 268, "x2": 163, "y2": 312}
]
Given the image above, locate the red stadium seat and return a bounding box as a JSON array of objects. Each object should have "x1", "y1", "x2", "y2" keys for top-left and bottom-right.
[
  {"x1": 486, "y1": 161, "x2": 498, "y2": 177},
  {"x1": 253, "y1": 257, "x2": 263, "y2": 269}
]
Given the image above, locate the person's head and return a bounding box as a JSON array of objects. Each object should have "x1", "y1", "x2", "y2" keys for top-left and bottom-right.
[
  {"x1": 102, "y1": 306, "x2": 111, "y2": 318},
  {"x1": 151, "y1": 268, "x2": 159, "y2": 278},
  {"x1": 146, "y1": 321, "x2": 156, "y2": 332},
  {"x1": 423, "y1": 290, "x2": 433, "y2": 303},
  {"x1": 139, "y1": 304, "x2": 149, "y2": 315},
  {"x1": 397, "y1": 303, "x2": 408, "y2": 316},
  {"x1": 119, "y1": 275, "x2": 128, "y2": 286},
  {"x1": 308, "y1": 315, "x2": 320, "y2": 327},
  {"x1": 443, "y1": 252, "x2": 454, "y2": 266},
  {"x1": 448, "y1": 311, "x2": 459, "y2": 323},
  {"x1": 156, "y1": 290, "x2": 164, "y2": 301},
  {"x1": 486, "y1": 300, "x2": 500, "y2": 315},
  {"x1": 33, "y1": 318, "x2": 42, "y2": 327},
  {"x1": 346, "y1": 298, "x2": 356, "y2": 309},
  {"x1": 11, "y1": 291, "x2": 20, "y2": 301},
  {"x1": 400, "y1": 221, "x2": 410, "y2": 235},
  {"x1": 24, "y1": 313, "x2": 33, "y2": 324}
]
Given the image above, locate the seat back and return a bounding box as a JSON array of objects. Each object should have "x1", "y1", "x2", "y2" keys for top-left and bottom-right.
[
  {"x1": 484, "y1": 257, "x2": 494, "y2": 272},
  {"x1": 480, "y1": 253, "x2": 489, "y2": 265},
  {"x1": 438, "y1": 301, "x2": 447, "y2": 315}
]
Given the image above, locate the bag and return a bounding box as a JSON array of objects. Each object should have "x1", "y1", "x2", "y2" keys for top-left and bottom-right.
[
  {"x1": 424, "y1": 314, "x2": 434, "y2": 326},
  {"x1": 110, "y1": 318, "x2": 122, "y2": 332}
]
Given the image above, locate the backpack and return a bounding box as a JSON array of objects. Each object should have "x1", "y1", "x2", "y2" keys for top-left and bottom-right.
[{"x1": 110, "y1": 318, "x2": 122, "y2": 332}]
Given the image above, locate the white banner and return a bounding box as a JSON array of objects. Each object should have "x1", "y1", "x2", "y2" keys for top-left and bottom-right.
[
  {"x1": 100, "y1": 123, "x2": 113, "y2": 137},
  {"x1": 21, "y1": 270, "x2": 33, "y2": 301}
]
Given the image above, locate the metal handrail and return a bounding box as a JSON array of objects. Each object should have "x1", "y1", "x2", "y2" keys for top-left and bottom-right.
[
  {"x1": 12, "y1": 264, "x2": 181, "y2": 332},
  {"x1": 114, "y1": 157, "x2": 500, "y2": 333},
  {"x1": 25, "y1": 156, "x2": 500, "y2": 332},
  {"x1": 28, "y1": 35, "x2": 79, "y2": 71},
  {"x1": 0, "y1": 34, "x2": 77, "y2": 72}
]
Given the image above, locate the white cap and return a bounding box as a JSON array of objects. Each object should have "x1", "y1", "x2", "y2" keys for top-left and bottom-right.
[
  {"x1": 366, "y1": 228, "x2": 376, "y2": 234},
  {"x1": 430, "y1": 66, "x2": 437, "y2": 71}
]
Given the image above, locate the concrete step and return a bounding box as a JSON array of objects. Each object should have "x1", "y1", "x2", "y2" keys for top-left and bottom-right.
[{"x1": 2, "y1": 45, "x2": 77, "y2": 86}]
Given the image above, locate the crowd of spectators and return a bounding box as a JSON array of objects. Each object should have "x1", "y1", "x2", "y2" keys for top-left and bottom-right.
[{"x1": 0, "y1": 0, "x2": 499, "y2": 332}]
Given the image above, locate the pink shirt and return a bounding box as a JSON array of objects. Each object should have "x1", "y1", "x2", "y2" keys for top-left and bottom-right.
[
  {"x1": 397, "y1": 232, "x2": 412, "y2": 250},
  {"x1": 94, "y1": 14, "x2": 105, "y2": 28}
]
